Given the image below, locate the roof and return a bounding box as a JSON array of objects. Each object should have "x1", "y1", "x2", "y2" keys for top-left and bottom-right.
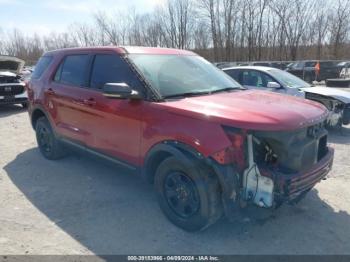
[
  {"x1": 222, "y1": 66, "x2": 277, "y2": 72},
  {"x1": 44, "y1": 46, "x2": 197, "y2": 56},
  {"x1": 123, "y1": 46, "x2": 196, "y2": 55}
]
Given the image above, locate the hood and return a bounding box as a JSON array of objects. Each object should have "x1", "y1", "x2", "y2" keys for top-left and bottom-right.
[
  {"x1": 0, "y1": 56, "x2": 25, "y2": 74},
  {"x1": 158, "y1": 90, "x2": 328, "y2": 131},
  {"x1": 301, "y1": 86, "x2": 350, "y2": 104},
  {"x1": 0, "y1": 71, "x2": 17, "y2": 77}
]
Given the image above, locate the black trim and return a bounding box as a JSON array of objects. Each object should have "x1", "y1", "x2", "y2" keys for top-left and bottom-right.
[
  {"x1": 30, "y1": 105, "x2": 58, "y2": 132},
  {"x1": 343, "y1": 104, "x2": 350, "y2": 125},
  {"x1": 143, "y1": 140, "x2": 241, "y2": 218},
  {"x1": 60, "y1": 138, "x2": 137, "y2": 171},
  {"x1": 122, "y1": 54, "x2": 163, "y2": 102}
]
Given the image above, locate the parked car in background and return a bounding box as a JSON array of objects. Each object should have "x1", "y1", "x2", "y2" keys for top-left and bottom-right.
[
  {"x1": 0, "y1": 55, "x2": 27, "y2": 107},
  {"x1": 285, "y1": 60, "x2": 340, "y2": 83},
  {"x1": 20, "y1": 66, "x2": 35, "y2": 81},
  {"x1": 337, "y1": 61, "x2": 350, "y2": 75},
  {"x1": 214, "y1": 62, "x2": 239, "y2": 69},
  {"x1": 223, "y1": 66, "x2": 350, "y2": 127},
  {"x1": 216, "y1": 61, "x2": 292, "y2": 70},
  {"x1": 252, "y1": 61, "x2": 292, "y2": 70},
  {"x1": 326, "y1": 61, "x2": 350, "y2": 88},
  {"x1": 27, "y1": 46, "x2": 333, "y2": 231}
]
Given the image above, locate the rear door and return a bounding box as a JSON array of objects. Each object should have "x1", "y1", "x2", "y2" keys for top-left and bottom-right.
[{"x1": 47, "y1": 54, "x2": 94, "y2": 144}]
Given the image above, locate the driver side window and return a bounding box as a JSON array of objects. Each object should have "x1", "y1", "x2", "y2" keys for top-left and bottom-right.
[
  {"x1": 90, "y1": 54, "x2": 144, "y2": 95},
  {"x1": 241, "y1": 70, "x2": 274, "y2": 88}
]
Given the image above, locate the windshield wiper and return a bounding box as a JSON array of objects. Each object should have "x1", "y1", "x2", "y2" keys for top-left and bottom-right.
[
  {"x1": 162, "y1": 91, "x2": 212, "y2": 99},
  {"x1": 210, "y1": 86, "x2": 246, "y2": 93},
  {"x1": 162, "y1": 87, "x2": 244, "y2": 99}
]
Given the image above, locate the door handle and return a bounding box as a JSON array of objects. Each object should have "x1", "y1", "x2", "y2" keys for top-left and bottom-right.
[
  {"x1": 47, "y1": 88, "x2": 55, "y2": 95},
  {"x1": 83, "y1": 98, "x2": 96, "y2": 106}
]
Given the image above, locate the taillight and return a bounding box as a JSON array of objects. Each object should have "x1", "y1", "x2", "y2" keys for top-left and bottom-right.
[{"x1": 211, "y1": 129, "x2": 246, "y2": 169}]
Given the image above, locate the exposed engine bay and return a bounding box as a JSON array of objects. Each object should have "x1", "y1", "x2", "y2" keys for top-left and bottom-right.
[
  {"x1": 0, "y1": 71, "x2": 23, "y2": 84},
  {"x1": 0, "y1": 56, "x2": 27, "y2": 105},
  {"x1": 241, "y1": 123, "x2": 329, "y2": 208}
]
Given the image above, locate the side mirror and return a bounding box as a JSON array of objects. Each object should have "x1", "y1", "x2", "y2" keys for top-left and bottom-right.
[
  {"x1": 103, "y1": 83, "x2": 141, "y2": 100},
  {"x1": 267, "y1": 81, "x2": 281, "y2": 89}
]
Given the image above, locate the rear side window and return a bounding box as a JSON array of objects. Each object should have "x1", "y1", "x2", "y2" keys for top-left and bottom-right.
[
  {"x1": 90, "y1": 54, "x2": 142, "y2": 90},
  {"x1": 54, "y1": 55, "x2": 90, "y2": 87},
  {"x1": 32, "y1": 56, "x2": 53, "y2": 79}
]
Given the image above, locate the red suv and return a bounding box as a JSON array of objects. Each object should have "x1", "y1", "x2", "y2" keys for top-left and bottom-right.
[{"x1": 27, "y1": 47, "x2": 334, "y2": 231}]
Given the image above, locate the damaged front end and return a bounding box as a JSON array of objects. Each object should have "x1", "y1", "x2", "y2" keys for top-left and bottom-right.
[
  {"x1": 251, "y1": 123, "x2": 333, "y2": 207},
  {"x1": 0, "y1": 56, "x2": 27, "y2": 105},
  {"x1": 211, "y1": 123, "x2": 334, "y2": 213},
  {"x1": 305, "y1": 92, "x2": 350, "y2": 126}
]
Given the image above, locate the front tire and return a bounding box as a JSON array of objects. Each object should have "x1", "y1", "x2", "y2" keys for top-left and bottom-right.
[
  {"x1": 154, "y1": 156, "x2": 223, "y2": 231},
  {"x1": 35, "y1": 117, "x2": 67, "y2": 160},
  {"x1": 21, "y1": 102, "x2": 28, "y2": 108}
]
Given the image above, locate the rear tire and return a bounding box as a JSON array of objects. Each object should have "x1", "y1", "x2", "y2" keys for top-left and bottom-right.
[
  {"x1": 154, "y1": 156, "x2": 223, "y2": 231},
  {"x1": 35, "y1": 116, "x2": 67, "y2": 160}
]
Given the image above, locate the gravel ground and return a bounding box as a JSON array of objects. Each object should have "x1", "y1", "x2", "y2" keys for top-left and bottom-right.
[{"x1": 0, "y1": 104, "x2": 350, "y2": 255}]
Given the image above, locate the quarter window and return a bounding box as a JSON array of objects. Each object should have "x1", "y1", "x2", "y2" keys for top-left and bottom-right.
[{"x1": 32, "y1": 56, "x2": 53, "y2": 79}]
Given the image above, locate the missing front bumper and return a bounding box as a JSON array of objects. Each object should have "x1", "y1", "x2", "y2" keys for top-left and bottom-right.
[{"x1": 272, "y1": 147, "x2": 334, "y2": 205}]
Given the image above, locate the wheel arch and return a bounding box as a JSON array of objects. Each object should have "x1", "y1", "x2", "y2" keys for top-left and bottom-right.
[
  {"x1": 142, "y1": 141, "x2": 205, "y2": 184},
  {"x1": 143, "y1": 140, "x2": 241, "y2": 219},
  {"x1": 30, "y1": 105, "x2": 53, "y2": 130},
  {"x1": 142, "y1": 140, "x2": 239, "y2": 195}
]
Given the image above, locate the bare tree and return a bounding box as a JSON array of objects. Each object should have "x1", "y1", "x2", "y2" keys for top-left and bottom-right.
[
  {"x1": 94, "y1": 11, "x2": 120, "y2": 45},
  {"x1": 2, "y1": 0, "x2": 350, "y2": 64},
  {"x1": 329, "y1": 0, "x2": 350, "y2": 59},
  {"x1": 271, "y1": 0, "x2": 316, "y2": 60}
]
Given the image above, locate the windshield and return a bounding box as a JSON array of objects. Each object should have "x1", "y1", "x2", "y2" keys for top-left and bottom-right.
[
  {"x1": 128, "y1": 54, "x2": 242, "y2": 98},
  {"x1": 268, "y1": 68, "x2": 310, "y2": 89}
]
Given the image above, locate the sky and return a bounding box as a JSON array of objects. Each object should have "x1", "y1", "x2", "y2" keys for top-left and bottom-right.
[{"x1": 0, "y1": 0, "x2": 164, "y2": 36}]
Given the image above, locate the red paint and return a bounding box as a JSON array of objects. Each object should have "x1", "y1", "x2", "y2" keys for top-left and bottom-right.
[{"x1": 28, "y1": 46, "x2": 330, "y2": 173}]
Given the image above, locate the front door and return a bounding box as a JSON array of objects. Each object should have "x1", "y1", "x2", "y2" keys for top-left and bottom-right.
[{"x1": 80, "y1": 53, "x2": 146, "y2": 166}]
